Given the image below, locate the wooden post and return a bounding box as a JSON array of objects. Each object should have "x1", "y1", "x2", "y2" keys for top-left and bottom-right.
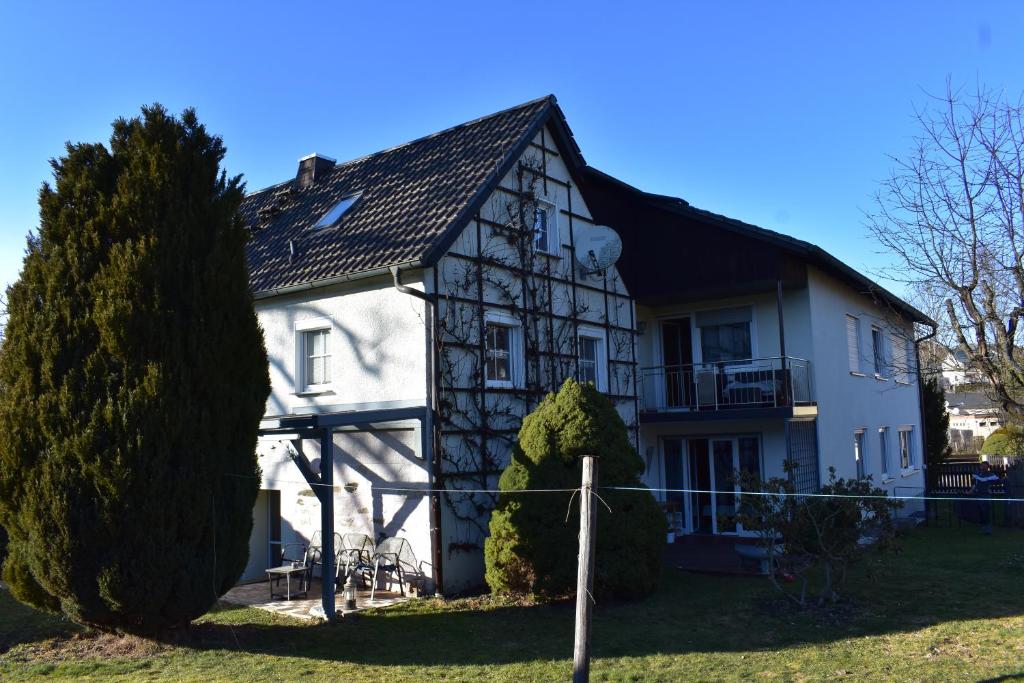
[
  {"x1": 319, "y1": 428, "x2": 335, "y2": 622},
  {"x1": 573, "y1": 455, "x2": 598, "y2": 683}
]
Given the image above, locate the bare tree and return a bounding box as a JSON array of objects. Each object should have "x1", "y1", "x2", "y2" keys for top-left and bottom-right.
[{"x1": 869, "y1": 80, "x2": 1024, "y2": 417}]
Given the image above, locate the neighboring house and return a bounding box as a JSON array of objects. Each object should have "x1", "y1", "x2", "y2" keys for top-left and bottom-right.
[
  {"x1": 947, "y1": 391, "x2": 1003, "y2": 453},
  {"x1": 921, "y1": 343, "x2": 986, "y2": 391},
  {"x1": 238, "y1": 96, "x2": 933, "y2": 594}
]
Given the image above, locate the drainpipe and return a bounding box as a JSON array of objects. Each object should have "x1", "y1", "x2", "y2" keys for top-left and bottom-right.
[{"x1": 391, "y1": 265, "x2": 444, "y2": 596}]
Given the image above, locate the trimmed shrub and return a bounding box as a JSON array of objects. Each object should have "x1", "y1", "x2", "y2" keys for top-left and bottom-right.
[
  {"x1": 0, "y1": 105, "x2": 270, "y2": 634},
  {"x1": 981, "y1": 427, "x2": 1024, "y2": 457},
  {"x1": 485, "y1": 379, "x2": 665, "y2": 600}
]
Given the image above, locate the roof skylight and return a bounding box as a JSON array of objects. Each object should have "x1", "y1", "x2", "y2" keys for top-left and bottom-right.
[{"x1": 313, "y1": 193, "x2": 360, "y2": 229}]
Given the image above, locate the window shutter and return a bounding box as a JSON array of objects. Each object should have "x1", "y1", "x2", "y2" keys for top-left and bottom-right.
[
  {"x1": 846, "y1": 315, "x2": 860, "y2": 372},
  {"x1": 891, "y1": 333, "x2": 907, "y2": 382}
]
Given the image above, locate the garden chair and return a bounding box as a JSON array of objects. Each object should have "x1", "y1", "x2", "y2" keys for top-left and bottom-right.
[
  {"x1": 334, "y1": 533, "x2": 375, "y2": 587},
  {"x1": 369, "y1": 536, "x2": 424, "y2": 600}
]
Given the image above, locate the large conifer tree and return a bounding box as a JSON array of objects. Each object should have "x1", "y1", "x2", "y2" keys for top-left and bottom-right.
[{"x1": 0, "y1": 105, "x2": 270, "y2": 633}]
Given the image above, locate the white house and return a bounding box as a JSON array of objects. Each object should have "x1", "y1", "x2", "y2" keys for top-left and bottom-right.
[
  {"x1": 237, "y1": 96, "x2": 933, "y2": 595},
  {"x1": 583, "y1": 171, "x2": 932, "y2": 536},
  {"x1": 947, "y1": 391, "x2": 1003, "y2": 453}
]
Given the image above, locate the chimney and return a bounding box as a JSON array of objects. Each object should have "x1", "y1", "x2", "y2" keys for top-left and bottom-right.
[{"x1": 295, "y1": 153, "x2": 336, "y2": 189}]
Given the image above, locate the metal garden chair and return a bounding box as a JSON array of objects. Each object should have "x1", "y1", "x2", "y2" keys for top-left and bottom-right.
[
  {"x1": 335, "y1": 533, "x2": 375, "y2": 586},
  {"x1": 369, "y1": 536, "x2": 423, "y2": 600}
]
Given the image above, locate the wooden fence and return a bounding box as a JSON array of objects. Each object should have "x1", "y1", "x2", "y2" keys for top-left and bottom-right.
[{"x1": 930, "y1": 462, "x2": 1008, "y2": 495}]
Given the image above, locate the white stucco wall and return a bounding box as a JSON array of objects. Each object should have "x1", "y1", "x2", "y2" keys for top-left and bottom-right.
[
  {"x1": 635, "y1": 288, "x2": 813, "y2": 371},
  {"x1": 634, "y1": 265, "x2": 926, "y2": 522},
  {"x1": 255, "y1": 425, "x2": 434, "y2": 590},
  {"x1": 255, "y1": 275, "x2": 430, "y2": 416},
  {"x1": 248, "y1": 271, "x2": 434, "y2": 592},
  {"x1": 805, "y1": 266, "x2": 925, "y2": 499}
]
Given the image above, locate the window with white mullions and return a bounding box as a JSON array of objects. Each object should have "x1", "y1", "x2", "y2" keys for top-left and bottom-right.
[
  {"x1": 577, "y1": 337, "x2": 598, "y2": 385},
  {"x1": 898, "y1": 428, "x2": 914, "y2": 469},
  {"x1": 485, "y1": 322, "x2": 514, "y2": 385},
  {"x1": 303, "y1": 328, "x2": 331, "y2": 387},
  {"x1": 532, "y1": 200, "x2": 558, "y2": 255},
  {"x1": 576, "y1": 327, "x2": 607, "y2": 391}
]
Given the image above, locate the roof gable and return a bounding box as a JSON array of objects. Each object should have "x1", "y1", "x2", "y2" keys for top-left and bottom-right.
[{"x1": 242, "y1": 96, "x2": 560, "y2": 295}]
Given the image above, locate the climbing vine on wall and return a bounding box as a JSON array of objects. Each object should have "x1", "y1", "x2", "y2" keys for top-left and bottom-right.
[{"x1": 431, "y1": 153, "x2": 638, "y2": 554}]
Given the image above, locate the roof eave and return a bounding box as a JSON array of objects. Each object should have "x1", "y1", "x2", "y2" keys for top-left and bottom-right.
[{"x1": 251, "y1": 259, "x2": 423, "y2": 300}]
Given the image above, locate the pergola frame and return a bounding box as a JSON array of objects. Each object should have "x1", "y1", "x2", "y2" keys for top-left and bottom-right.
[{"x1": 257, "y1": 405, "x2": 428, "y2": 621}]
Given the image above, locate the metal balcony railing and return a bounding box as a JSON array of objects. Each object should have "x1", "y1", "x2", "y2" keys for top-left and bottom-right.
[{"x1": 639, "y1": 356, "x2": 813, "y2": 413}]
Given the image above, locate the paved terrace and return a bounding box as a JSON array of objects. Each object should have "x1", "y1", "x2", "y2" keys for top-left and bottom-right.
[{"x1": 223, "y1": 578, "x2": 411, "y2": 621}]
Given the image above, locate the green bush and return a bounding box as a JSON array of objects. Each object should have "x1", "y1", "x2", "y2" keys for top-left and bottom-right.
[
  {"x1": 484, "y1": 379, "x2": 665, "y2": 600},
  {"x1": 737, "y1": 467, "x2": 901, "y2": 608},
  {"x1": 0, "y1": 105, "x2": 270, "y2": 634},
  {"x1": 981, "y1": 426, "x2": 1024, "y2": 457}
]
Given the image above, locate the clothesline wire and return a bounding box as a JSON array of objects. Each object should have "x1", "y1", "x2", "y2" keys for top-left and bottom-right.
[{"x1": 223, "y1": 474, "x2": 1023, "y2": 503}]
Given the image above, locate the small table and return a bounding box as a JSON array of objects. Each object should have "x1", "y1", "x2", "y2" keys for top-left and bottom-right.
[{"x1": 266, "y1": 565, "x2": 309, "y2": 600}]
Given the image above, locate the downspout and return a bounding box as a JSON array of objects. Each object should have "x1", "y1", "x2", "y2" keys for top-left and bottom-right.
[
  {"x1": 914, "y1": 320, "x2": 939, "y2": 518},
  {"x1": 391, "y1": 265, "x2": 444, "y2": 596}
]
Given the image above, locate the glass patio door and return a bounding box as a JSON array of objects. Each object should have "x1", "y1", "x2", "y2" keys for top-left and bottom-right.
[{"x1": 683, "y1": 436, "x2": 761, "y2": 535}]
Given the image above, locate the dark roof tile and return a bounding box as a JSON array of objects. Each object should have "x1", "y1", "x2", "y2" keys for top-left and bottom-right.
[{"x1": 242, "y1": 96, "x2": 553, "y2": 294}]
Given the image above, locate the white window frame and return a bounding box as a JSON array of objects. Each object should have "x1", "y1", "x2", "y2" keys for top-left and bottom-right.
[
  {"x1": 846, "y1": 314, "x2": 863, "y2": 375},
  {"x1": 878, "y1": 427, "x2": 891, "y2": 479},
  {"x1": 871, "y1": 325, "x2": 886, "y2": 379},
  {"x1": 898, "y1": 426, "x2": 915, "y2": 470},
  {"x1": 576, "y1": 325, "x2": 608, "y2": 392},
  {"x1": 533, "y1": 199, "x2": 560, "y2": 256},
  {"x1": 484, "y1": 310, "x2": 524, "y2": 389},
  {"x1": 294, "y1": 316, "x2": 334, "y2": 395},
  {"x1": 854, "y1": 428, "x2": 866, "y2": 479}
]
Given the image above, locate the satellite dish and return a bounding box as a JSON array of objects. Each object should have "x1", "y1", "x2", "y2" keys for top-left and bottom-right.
[{"x1": 575, "y1": 224, "x2": 622, "y2": 274}]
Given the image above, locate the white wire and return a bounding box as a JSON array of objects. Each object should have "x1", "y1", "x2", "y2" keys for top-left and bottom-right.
[
  {"x1": 225, "y1": 473, "x2": 1021, "y2": 502},
  {"x1": 603, "y1": 485, "x2": 1023, "y2": 504}
]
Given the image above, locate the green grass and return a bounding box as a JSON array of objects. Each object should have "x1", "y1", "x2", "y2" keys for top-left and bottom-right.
[{"x1": 2, "y1": 527, "x2": 1024, "y2": 681}]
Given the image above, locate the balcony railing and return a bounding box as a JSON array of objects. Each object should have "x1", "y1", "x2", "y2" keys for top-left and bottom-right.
[{"x1": 639, "y1": 356, "x2": 813, "y2": 414}]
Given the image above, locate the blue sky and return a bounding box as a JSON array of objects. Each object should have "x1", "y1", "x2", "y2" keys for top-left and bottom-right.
[{"x1": 2, "y1": 2, "x2": 1023, "y2": 296}]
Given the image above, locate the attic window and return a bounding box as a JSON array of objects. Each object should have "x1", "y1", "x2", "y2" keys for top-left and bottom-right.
[{"x1": 313, "y1": 194, "x2": 360, "y2": 230}]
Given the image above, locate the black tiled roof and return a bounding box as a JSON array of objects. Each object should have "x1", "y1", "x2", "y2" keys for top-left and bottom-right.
[{"x1": 242, "y1": 96, "x2": 554, "y2": 295}]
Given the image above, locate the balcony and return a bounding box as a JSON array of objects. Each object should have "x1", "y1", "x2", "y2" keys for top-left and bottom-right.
[{"x1": 639, "y1": 356, "x2": 816, "y2": 422}]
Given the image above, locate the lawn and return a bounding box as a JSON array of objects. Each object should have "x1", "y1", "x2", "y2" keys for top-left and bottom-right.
[{"x1": 1, "y1": 527, "x2": 1023, "y2": 682}]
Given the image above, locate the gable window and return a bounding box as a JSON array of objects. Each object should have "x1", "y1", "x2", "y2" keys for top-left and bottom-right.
[
  {"x1": 696, "y1": 307, "x2": 752, "y2": 363},
  {"x1": 898, "y1": 427, "x2": 914, "y2": 469},
  {"x1": 854, "y1": 429, "x2": 866, "y2": 479},
  {"x1": 533, "y1": 200, "x2": 559, "y2": 255},
  {"x1": 878, "y1": 427, "x2": 890, "y2": 477},
  {"x1": 294, "y1": 318, "x2": 333, "y2": 394},
  {"x1": 846, "y1": 315, "x2": 862, "y2": 373},
  {"x1": 871, "y1": 326, "x2": 885, "y2": 376},
  {"x1": 484, "y1": 312, "x2": 522, "y2": 388},
  {"x1": 577, "y1": 327, "x2": 607, "y2": 392}
]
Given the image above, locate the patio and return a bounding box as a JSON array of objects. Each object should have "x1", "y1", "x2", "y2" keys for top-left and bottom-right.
[
  {"x1": 222, "y1": 578, "x2": 412, "y2": 621},
  {"x1": 665, "y1": 534, "x2": 766, "y2": 576}
]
